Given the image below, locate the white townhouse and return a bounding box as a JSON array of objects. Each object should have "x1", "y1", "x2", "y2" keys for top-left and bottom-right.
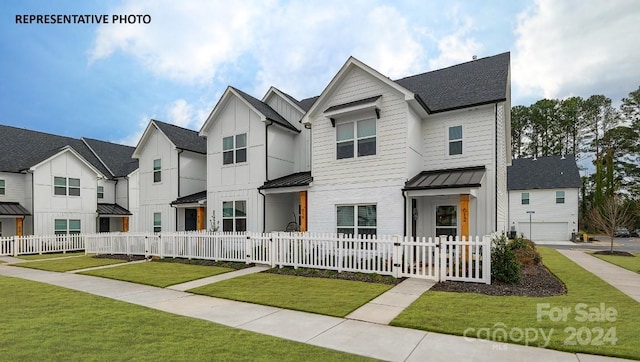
[
  {"x1": 507, "y1": 155, "x2": 581, "y2": 241},
  {"x1": 132, "y1": 120, "x2": 207, "y2": 233},
  {"x1": 0, "y1": 125, "x2": 137, "y2": 236},
  {"x1": 200, "y1": 52, "x2": 511, "y2": 238}
]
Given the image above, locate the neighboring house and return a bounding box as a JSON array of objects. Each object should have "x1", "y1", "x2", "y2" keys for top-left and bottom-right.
[
  {"x1": 507, "y1": 155, "x2": 581, "y2": 241},
  {"x1": 132, "y1": 120, "x2": 207, "y2": 233},
  {"x1": 0, "y1": 125, "x2": 137, "y2": 236},
  {"x1": 200, "y1": 52, "x2": 511, "y2": 237}
]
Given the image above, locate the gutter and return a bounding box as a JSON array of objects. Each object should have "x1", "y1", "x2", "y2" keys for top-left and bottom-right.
[{"x1": 495, "y1": 102, "x2": 498, "y2": 231}]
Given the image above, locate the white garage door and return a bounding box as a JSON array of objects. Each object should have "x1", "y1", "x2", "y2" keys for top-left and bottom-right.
[{"x1": 518, "y1": 222, "x2": 569, "y2": 241}]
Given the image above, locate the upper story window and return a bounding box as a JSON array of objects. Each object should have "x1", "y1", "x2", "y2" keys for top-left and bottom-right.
[
  {"x1": 97, "y1": 186, "x2": 104, "y2": 199},
  {"x1": 556, "y1": 191, "x2": 565, "y2": 204},
  {"x1": 153, "y1": 212, "x2": 162, "y2": 233},
  {"x1": 223, "y1": 133, "x2": 247, "y2": 165},
  {"x1": 54, "y1": 219, "x2": 81, "y2": 235},
  {"x1": 54, "y1": 177, "x2": 80, "y2": 196},
  {"x1": 448, "y1": 125, "x2": 463, "y2": 155},
  {"x1": 153, "y1": 159, "x2": 161, "y2": 183},
  {"x1": 521, "y1": 192, "x2": 530, "y2": 205},
  {"x1": 336, "y1": 118, "x2": 376, "y2": 159},
  {"x1": 336, "y1": 204, "x2": 376, "y2": 236},
  {"x1": 222, "y1": 200, "x2": 246, "y2": 231},
  {"x1": 0, "y1": 179, "x2": 4, "y2": 195}
]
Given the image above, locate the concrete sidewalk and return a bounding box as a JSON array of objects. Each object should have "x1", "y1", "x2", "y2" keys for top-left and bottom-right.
[
  {"x1": 0, "y1": 264, "x2": 630, "y2": 361},
  {"x1": 556, "y1": 249, "x2": 640, "y2": 302}
]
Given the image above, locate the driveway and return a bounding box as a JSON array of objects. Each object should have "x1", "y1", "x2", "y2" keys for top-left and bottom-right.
[{"x1": 539, "y1": 236, "x2": 640, "y2": 253}]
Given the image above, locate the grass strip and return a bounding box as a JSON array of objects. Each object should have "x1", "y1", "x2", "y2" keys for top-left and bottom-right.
[
  {"x1": 591, "y1": 252, "x2": 640, "y2": 274},
  {"x1": 17, "y1": 251, "x2": 87, "y2": 260},
  {"x1": 391, "y1": 247, "x2": 640, "y2": 360},
  {"x1": 190, "y1": 272, "x2": 392, "y2": 317},
  {"x1": 15, "y1": 255, "x2": 125, "y2": 272},
  {"x1": 0, "y1": 275, "x2": 371, "y2": 361},
  {"x1": 81, "y1": 261, "x2": 233, "y2": 287}
]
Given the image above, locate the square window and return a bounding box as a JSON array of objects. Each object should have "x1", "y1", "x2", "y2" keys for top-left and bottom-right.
[
  {"x1": 69, "y1": 220, "x2": 81, "y2": 234},
  {"x1": 223, "y1": 133, "x2": 247, "y2": 164},
  {"x1": 556, "y1": 191, "x2": 565, "y2": 204},
  {"x1": 521, "y1": 192, "x2": 530, "y2": 205},
  {"x1": 222, "y1": 200, "x2": 247, "y2": 232},
  {"x1": 337, "y1": 204, "x2": 376, "y2": 236},
  {"x1": 336, "y1": 119, "x2": 376, "y2": 160},
  {"x1": 54, "y1": 177, "x2": 67, "y2": 195},
  {"x1": 68, "y1": 178, "x2": 80, "y2": 196},
  {"x1": 54, "y1": 219, "x2": 67, "y2": 235}
]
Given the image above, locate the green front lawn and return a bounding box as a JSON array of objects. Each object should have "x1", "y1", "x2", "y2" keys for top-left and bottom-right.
[
  {"x1": 190, "y1": 272, "x2": 392, "y2": 317},
  {"x1": 81, "y1": 261, "x2": 233, "y2": 287},
  {"x1": 0, "y1": 275, "x2": 371, "y2": 361},
  {"x1": 17, "y1": 251, "x2": 86, "y2": 260},
  {"x1": 391, "y1": 247, "x2": 640, "y2": 360},
  {"x1": 592, "y1": 253, "x2": 640, "y2": 274},
  {"x1": 16, "y1": 256, "x2": 125, "y2": 272}
]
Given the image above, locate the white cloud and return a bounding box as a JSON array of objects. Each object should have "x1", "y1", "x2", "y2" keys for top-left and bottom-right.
[
  {"x1": 116, "y1": 115, "x2": 149, "y2": 146},
  {"x1": 428, "y1": 8, "x2": 482, "y2": 70},
  {"x1": 513, "y1": 0, "x2": 640, "y2": 103},
  {"x1": 166, "y1": 99, "x2": 193, "y2": 128}
]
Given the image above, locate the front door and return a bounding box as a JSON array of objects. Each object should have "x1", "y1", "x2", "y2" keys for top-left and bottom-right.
[
  {"x1": 99, "y1": 218, "x2": 110, "y2": 233},
  {"x1": 185, "y1": 209, "x2": 197, "y2": 231},
  {"x1": 435, "y1": 205, "x2": 457, "y2": 237}
]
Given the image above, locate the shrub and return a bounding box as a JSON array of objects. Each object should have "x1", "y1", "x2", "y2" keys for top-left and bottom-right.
[
  {"x1": 508, "y1": 235, "x2": 542, "y2": 265},
  {"x1": 491, "y1": 232, "x2": 521, "y2": 284}
]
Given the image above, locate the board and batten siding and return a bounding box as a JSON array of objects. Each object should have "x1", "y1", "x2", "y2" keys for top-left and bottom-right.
[
  {"x1": 97, "y1": 179, "x2": 116, "y2": 204},
  {"x1": 495, "y1": 102, "x2": 509, "y2": 233},
  {"x1": 509, "y1": 188, "x2": 579, "y2": 241},
  {"x1": 0, "y1": 172, "x2": 29, "y2": 236},
  {"x1": 267, "y1": 125, "x2": 297, "y2": 180},
  {"x1": 178, "y1": 150, "x2": 206, "y2": 197},
  {"x1": 31, "y1": 151, "x2": 99, "y2": 235},
  {"x1": 205, "y1": 95, "x2": 267, "y2": 232}
]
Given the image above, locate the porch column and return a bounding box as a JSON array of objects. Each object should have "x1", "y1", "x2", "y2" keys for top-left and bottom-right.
[
  {"x1": 16, "y1": 217, "x2": 23, "y2": 236},
  {"x1": 299, "y1": 191, "x2": 307, "y2": 232},
  {"x1": 197, "y1": 207, "x2": 206, "y2": 231},
  {"x1": 123, "y1": 217, "x2": 129, "y2": 232},
  {"x1": 460, "y1": 194, "x2": 470, "y2": 238}
]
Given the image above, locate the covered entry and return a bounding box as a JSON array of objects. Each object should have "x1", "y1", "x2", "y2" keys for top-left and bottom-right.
[
  {"x1": 97, "y1": 203, "x2": 132, "y2": 232},
  {"x1": 0, "y1": 202, "x2": 30, "y2": 236},
  {"x1": 259, "y1": 172, "x2": 312, "y2": 232},
  {"x1": 403, "y1": 166, "x2": 485, "y2": 238},
  {"x1": 171, "y1": 190, "x2": 207, "y2": 231}
]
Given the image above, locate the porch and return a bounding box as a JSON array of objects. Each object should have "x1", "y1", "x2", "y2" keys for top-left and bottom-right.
[
  {"x1": 258, "y1": 171, "x2": 312, "y2": 232},
  {"x1": 171, "y1": 190, "x2": 207, "y2": 231},
  {"x1": 0, "y1": 202, "x2": 30, "y2": 237},
  {"x1": 97, "y1": 203, "x2": 132, "y2": 233}
]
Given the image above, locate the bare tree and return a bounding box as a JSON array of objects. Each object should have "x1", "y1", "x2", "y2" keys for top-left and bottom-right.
[{"x1": 588, "y1": 195, "x2": 635, "y2": 253}]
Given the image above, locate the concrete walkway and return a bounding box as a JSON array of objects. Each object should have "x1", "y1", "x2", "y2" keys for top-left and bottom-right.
[
  {"x1": 167, "y1": 265, "x2": 270, "y2": 291},
  {"x1": 556, "y1": 249, "x2": 640, "y2": 302},
  {"x1": 0, "y1": 264, "x2": 631, "y2": 361}
]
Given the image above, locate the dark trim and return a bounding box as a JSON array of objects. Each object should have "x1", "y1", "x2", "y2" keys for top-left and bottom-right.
[
  {"x1": 258, "y1": 172, "x2": 313, "y2": 190},
  {"x1": 258, "y1": 188, "x2": 266, "y2": 233},
  {"x1": 267, "y1": 117, "x2": 300, "y2": 133},
  {"x1": 265, "y1": 120, "x2": 273, "y2": 181},
  {"x1": 177, "y1": 149, "x2": 183, "y2": 198},
  {"x1": 330, "y1": 118, "x2": 336, "y2": 127},
  {"x1": 413, "y1": 94, "x2": 432, "y2": 114},
  {"x1": 429, "y1": 98, "x2": 507, "y2": 114},
  {"x1": 402, "y1": 183, "x2": 483, "y2": 192},
  {"x1": 494, "y1": 102, "x2": 498, "y2": 231},
  {"x1": 324, "y1": 95, "x2": 381, "y2": 113},
  {"x1": 402, "y1": 191, "x2": 407, "y2": 237}
]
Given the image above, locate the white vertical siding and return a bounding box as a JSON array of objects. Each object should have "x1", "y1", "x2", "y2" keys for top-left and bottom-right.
[
  {"x1": 407, "y1": 107, "x2": 423, "y2": 179},
  {"x1": 495, "y1": 102, "x2": 508, "y2": 233},
  {"x1": 127, "y1": 170, "x2": 139, "y2": 231},
  {"x1": 267, "y1": 126, "x2": 296, "y2": 180},
  {"x1": 509, "y1": 188, "x2": 579, "y2": 240},
  {"x1": 115, "y1": 176, "x2": 129, "y2": 209},
  {"x1": 264, "y1": 92, "x2": 303, "y2": 130},
  {"x1": 97, "y1": 179, "x2": 116, "y2": 204},
  {"x1": 179, "y1": 150, "x2": 206, "y2": 197}
]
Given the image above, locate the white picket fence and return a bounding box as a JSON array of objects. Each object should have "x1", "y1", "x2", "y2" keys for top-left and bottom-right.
[
  {"x1": 84, "y1": 231, "x2": 491, "y2": 284},
  {"x1": 0, "y1": 234, "x2": 85, "y2": 256}
]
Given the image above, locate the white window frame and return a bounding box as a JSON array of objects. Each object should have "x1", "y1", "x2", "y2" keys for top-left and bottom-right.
[
  {"x1": 336, "y1": 204, "x2": 377, "y2": 236},
  {"x1": 222, "y1": 200, "x2": 247, "y2": 232},
  {"x1": 153, "y1": 159, "x2": 161, "y2": 183},
  {"x1": 54, "y1": 177, "x2": 80, "y2": 196},
  {"x1": 521, "y1": 192, "x2": 530, "y2": 205},
  {"x1": 153, "y1": 212, "x2": 161, "y2": 233},
  {"x1": 435, "y1": 204, "x2": 458, "y2": 237},
  {"x1": 97, "y1": 186, "x2": 104, "y2": 199},
  {"x1": 556, "y1": 191, "x2": 565, "y2": 204},
  {"x1": 222, "y1": 133, "x2": 248, "y2": 165},
  {"x1": 448, "y1": 125, "x2": 463, "y2": 156},
  {"x1": 54, "y1": 219, "x2": 81, "y2": 235},
  {"x1": 336, "y1": 117, "x2": 377, "y2": 160},
  {"x1": 0, "y1": 179, "x2": 5, "y2": 195}
]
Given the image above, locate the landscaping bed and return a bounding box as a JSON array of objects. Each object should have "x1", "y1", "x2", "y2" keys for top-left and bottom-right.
[{"x1": 263, "y1": 266, "x2": 401, "y2": 285}]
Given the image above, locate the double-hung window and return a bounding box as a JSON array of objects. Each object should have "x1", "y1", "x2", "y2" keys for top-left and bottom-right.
[
  {"x1": 336, "y1": 118, "x2": 376, "y2": 159},
  {"x1": 54, "y1": 177, "x2": 80, "y2": 196},
  {"x1": 223, "y1": 133, "x2": 247, "y2": 165},
  {"x1": 153, "y1": 159, "x2": 161, "y2": 183},
  {"x1": 0, "y1": 179, "x2": 5, "y2": 195},
  {"x1": 521, "y1": 192, "x2": 530, "y2": 205},
  {"x1": 153, "y1": 212, "x2": 162, "y2": 233},
  {"x1": 556, "y1": 191, "x2": 565, "y2": 204},
  {"x1": 448, "y1": 125, "x2": 463, "y2": 155},
  {"x1": 97, "y1": 186, "x2": 104, "y2": 199},
  {"x1": 336, "y1": 204, "x2": 376, "y2": 236},
  {"x1": 54, "y1": 219, "x2": 81, "y2": 235},
  {"x1": 222, "y1": 200, "x2": 247, "y2": 232}
]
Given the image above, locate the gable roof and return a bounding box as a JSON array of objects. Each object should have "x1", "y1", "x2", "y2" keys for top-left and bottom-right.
[
  {"x1": 153, "y1": 120, "x2": 207, "y2": 154},
  {"x1": 395, "y1": 52, "x2": 510, "y2": 113},
  {"x1": 298, "y1": 96, "x2": 318, "y2": 112},
  {"x1": 82, "y1": 138, "x2": 139, "y2": 177},
  {"x1": 263, "y1": 87, "x2": 306, "y2": 114},
  {"x1": 508, "y1": 155, "x2": 582, "y2": 190},
  {"x1": 231, "y1": 87, "x2": 300, "y2": 132},
  {"x1": 0, "y1": 124, "x2": 111, "y2": 177}
]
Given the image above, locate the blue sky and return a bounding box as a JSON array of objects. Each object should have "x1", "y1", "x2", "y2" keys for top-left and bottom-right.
[{"x1": 1, "y1": 0, "x2": 639, "y2": 146}]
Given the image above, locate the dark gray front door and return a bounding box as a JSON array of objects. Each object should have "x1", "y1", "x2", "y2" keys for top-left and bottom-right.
[
  {"x1": 185, "y1": 209, "x2": 197, "y2": 231},
  {"x1": 99, "y1": 218, "x2": 110, "y2": 233}
]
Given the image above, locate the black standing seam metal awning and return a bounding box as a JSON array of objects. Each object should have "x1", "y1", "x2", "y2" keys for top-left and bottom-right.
[
  {"x1": 0, "y1": 202, "x2": 31, "y2": 216},
  {"x1": 259, "y1": 171, "x2": 313, "y2": 190},
  {"x1": 170, "y1": 190, "x2": 207, "y2": 205},
  {"x1": 97, "y1": 203, "x2": 132, "y2": 216},
  {"x1": 403, "y1": 166, "x2": 486, "y2": 191}
]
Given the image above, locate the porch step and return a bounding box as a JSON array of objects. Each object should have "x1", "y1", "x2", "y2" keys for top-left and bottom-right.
[{"x1": 346, "y1": 278, "x2": 435, "y2": 325}]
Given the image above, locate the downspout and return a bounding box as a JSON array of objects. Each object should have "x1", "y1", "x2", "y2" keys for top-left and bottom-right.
[
  {"x1": 258, "y1": 188, "x2": 266, "y2": 233},
  {"x1": 176, "y1": 149, "x2": 184, "y2": 231},
  {"x1": 260, "y1": 120, "x2": 274, "y2": 233},
  {"x1": 30, "y1": 170, "x2": 35, "y2": 234},
  {"x1": 402, "y1": 191, "x2": 407, "y2": 237},
  {"x1": 495, "y1": 102, "x2": 499, "y2": 231}
]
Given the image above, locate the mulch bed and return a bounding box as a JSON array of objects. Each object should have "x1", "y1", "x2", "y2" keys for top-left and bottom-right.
[
  {"x1": 431, "y1": 263, "x2": 566, "y2": 297},
  {"x1": 93, "y1": 254, "x2": 251, "y2": 270},
  {"x1": 593, "y1": 250, "x2": 635, "y2": 257},
  {"x1": 264, "y1": 267, "x2": 402, "y2": 285},
  {"x1": 93, "y1": 254, "x2": 146, "y2": 262}
]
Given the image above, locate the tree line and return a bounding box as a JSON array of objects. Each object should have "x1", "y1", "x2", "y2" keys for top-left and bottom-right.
[{"x1": 511, "y1": 86, "x2": 640, "y2": 231}]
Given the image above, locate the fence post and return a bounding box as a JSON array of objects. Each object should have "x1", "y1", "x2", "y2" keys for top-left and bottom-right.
[
  {"x1": 483, "y1": 235, "x2": 492, "y2": 284},
  {"x1": 12, "y1": 236, "x2": 17, "y2": 257},
  {"x1": 245, "y1": 233, "x2": 251, "y2": 265},
  {"x1": 392, "y1": 235, "x2": 401, "y2": 278},
  {"x1": 438, "y1": 236, "x2": 446, "y2": 282},
  {"x1": 269, "y1": 233, "x2": 276, "y2": 268}
]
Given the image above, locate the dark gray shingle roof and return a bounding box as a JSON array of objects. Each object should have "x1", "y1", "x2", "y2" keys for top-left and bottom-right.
[
  {"x1": 404, "y1": 166, "x2": 485, "y2": 190},
  {"x1": 83, "y1": 138, "x2": 138, "y2": 177},
  {"x1": 231, "y1": 87, "x2": 299, "y2": 133},
  {"x1": 259, "y1": 171, "x2": 313, "y2": 190},
  {"x1": 395, "y1": 52, "x2": 510, "y2": 113},
  {"x1": 508, "y1": 155, "x2": 582, "y2": 190},
  {"x1": 0, "y1": 124, "x2": 111, "y2": 177},
  {"x1": 298, "y1": 96, "x2": 319, "y2": 112},
  {"x1": 153, "y1": 120, "x2": 207, "y2": 154}
]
